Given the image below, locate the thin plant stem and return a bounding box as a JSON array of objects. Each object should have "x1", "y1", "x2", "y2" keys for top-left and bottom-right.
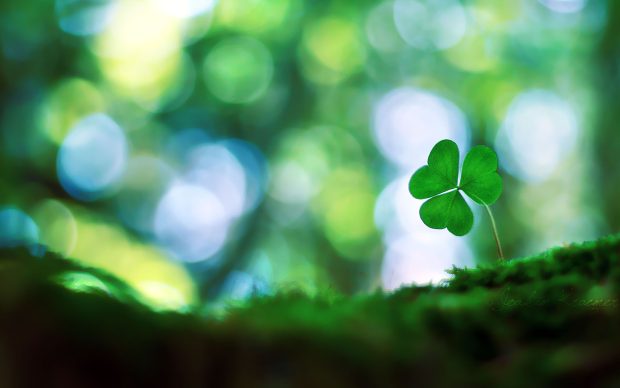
[
  {"x1": 466, "y1": 192, "x2": 505, "y2": 261},
  {"x1": 481, "y1": 203, "x2": 504, "y2": 261}
]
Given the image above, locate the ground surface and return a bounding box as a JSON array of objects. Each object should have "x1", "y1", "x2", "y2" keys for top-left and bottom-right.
[{"x1": 1, "y1": 236, "x2": 620, "y2": 387}]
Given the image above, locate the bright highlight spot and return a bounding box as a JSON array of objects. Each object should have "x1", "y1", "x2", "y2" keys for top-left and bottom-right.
[
  {"x1": 136, "y1": 281, "x2": 190, "y2": 311},
  {"x1": 393, "y1": 0, "x2": 467, "y2": 50},
  {"x1": 495, "y1": 90, "x2": 579, "y2": 182},
  {"x1": 69, "y1": 211, "x2": 198, "y2": 310},
  {"x1": 185, "y1": 143, "x2": 247, "y2": 218},
  {"x1": 203, "y1": 36, "x2": 274, "y2": 104},
  {"x1": 153, "y1": 0, "x2": 217, "y2": 19},
  {"x1": 539, "y1": 0, "x2": 587, "y2": 13},
  {"x1": 373, "y1": 87, "x2": 469, "y2": 170},
  {"x1": 94, "y1": 0, "x2": 181, "y2": 60},
  {"x1": 0, "y1": 208, "x2": 39, "y2": 247},
  {"x1": 154, "y1": 182, "x2": 230, "y2": 262},
  {"x1": 93, "y1": 0, "x2": 184, "y2": 109},
  {"x1": 381, "y1": 235, "x2": 470, "y2": 290},
  {"x1": 56, "y1": 272, "x2": 111, "y2": 295},
  {"x1": 57, "y1": 114, "x2": 128, "y2": 200}
]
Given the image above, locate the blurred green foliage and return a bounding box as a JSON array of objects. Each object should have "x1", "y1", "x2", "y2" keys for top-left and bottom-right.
[{"x1": 0, "y1": 0, "x2": 618, "y2": 307}]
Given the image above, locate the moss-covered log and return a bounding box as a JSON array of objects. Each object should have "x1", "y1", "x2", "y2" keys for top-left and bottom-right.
[{"x1": 1, "y1": 236, "x2": 620, "y2": 387}]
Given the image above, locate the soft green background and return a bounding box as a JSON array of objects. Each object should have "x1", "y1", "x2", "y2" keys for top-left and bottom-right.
[{"x1": 0, "y1": 0, "x2": 617, "y2": 309}]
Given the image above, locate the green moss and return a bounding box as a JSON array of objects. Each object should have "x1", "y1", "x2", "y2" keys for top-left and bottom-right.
[{"x1": 1, "y1": 236, "x2": 620, "y2": 387}]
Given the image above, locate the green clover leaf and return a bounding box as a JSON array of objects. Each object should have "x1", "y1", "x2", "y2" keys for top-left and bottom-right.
[{"x1": 409, "y1": 139, "x2": 502, "y2": 236}]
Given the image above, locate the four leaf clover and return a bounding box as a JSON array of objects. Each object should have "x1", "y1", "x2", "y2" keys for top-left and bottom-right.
[{"x1": 409, "y1": 139, "x2": 502, "y2": 236}]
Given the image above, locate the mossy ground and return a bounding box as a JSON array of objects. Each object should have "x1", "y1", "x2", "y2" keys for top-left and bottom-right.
[{"x1": 1, "y1": 236, "x2": 620, "y2": 387}]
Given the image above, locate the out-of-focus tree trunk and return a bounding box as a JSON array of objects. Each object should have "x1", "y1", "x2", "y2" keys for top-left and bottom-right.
[{"x1": 595, "y1": 1, "x2": 620, "y2": 231}]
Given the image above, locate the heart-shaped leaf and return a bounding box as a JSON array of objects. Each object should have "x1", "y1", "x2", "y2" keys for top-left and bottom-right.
[
  {"x1": 409, "y1": 139, "x2": 502, "y2": 236},
  {"x1": 459, "y1": 145, "x2": 502, "y2": 205},
  {"x1": 409, "y1": 139, "x2": 459, "y2": 199},
  {"x1": 419, "y1": 190, "x2": 473, "y2": 236}
]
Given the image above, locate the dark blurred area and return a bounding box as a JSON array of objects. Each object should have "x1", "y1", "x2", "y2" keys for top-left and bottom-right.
[{"x1": 0, "y1": 0, "x2": 618, "y2": 310}]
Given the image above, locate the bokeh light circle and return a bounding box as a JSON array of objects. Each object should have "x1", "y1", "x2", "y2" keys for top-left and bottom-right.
[
  {"x1": 381, "y1": 235, "x2": 471, "y2": 290},
  {"x1": 55, "y1": 0, "x2": 116, "y2": 36},
  {"x1": 154, "y1": 182, "x2": 230, "y2": 262},
  {"x1": 495, "y1": 90, "x2": 579, "y2": 183},
  {"x1": 373, "y1": 87, "x2": 469, "y2": 170},
  {"x1": 92, "y1": 0, "x2": 185, "y2": 109},
  {"x1": 269, "y1": 161, "x2": 315, "y2": 205},
  {"x1": 0, "y1": 208, "x2": 39, "y2": 247},
  {"x1": 300, "y1": 17, "x2": 366, "y2": 84},
  {"x1": 393, "y1": 0, "x2": 467, "y2": 50},
  {"x1": 31, "y1": 199, "x2": 78, "y2": 256},
  {"x1": 185, "y1": 143, "x2": 247, "y2": 218},
  {"x1": 365, "y1": 1, "x2": 405, "y2": 53},
  {"x1": 203, "y1": 36, "x2": 274, "y2": 104},
  {"x1": 57, "y1": 113, "x2": 129, "y2": 200}
]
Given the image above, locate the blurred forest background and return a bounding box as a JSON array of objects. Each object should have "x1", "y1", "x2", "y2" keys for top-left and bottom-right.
[{"x1": 0, "y1": 0, "x2": 618, "y2": 311}]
